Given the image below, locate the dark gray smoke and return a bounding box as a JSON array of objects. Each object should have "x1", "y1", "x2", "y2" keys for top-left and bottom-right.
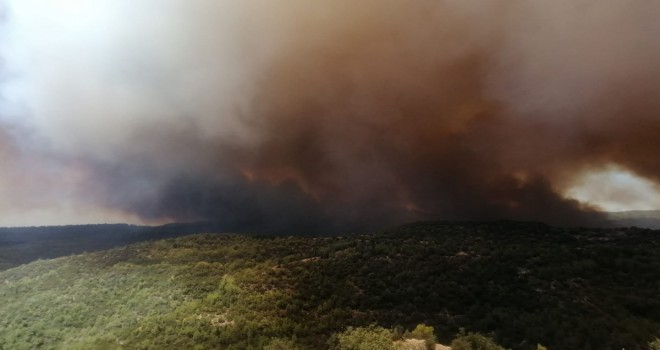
[{"x1": 1, "y1": 0, "x2": 660, "y2": 231}]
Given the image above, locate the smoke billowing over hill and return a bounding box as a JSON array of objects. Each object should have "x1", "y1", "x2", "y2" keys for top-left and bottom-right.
[{"x1": 1, "y1": 1, "x2": 660, "y2": 231}]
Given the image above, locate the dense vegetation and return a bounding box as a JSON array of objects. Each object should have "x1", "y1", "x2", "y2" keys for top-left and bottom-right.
[{"x1": 1, "y1": 221, "x2": 659, "y2": 349}]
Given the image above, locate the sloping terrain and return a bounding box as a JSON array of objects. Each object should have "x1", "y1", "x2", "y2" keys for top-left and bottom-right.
[
  {"x1": 1, "y1": 221, "x2": 659, "y2": 349},
  {"x1": 0, "y1": 222, "x2": 228, "y2": 271}
]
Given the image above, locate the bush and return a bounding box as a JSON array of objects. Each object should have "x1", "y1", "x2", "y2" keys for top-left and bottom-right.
[
  {"x1": 409, "y1": 324, "x2": 436, "y2": 350},
  {"x1": 450, "y1": 330, "x2": 506, "y2": 350},
  {"x1": 334, "y1": 325, "x2": 395, "y2": 350}
]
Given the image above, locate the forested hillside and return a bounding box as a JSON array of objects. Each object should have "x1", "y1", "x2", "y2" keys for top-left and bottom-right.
[
  {"x1": 0, "y1": 222, "x2": 228, "y2": 271},
  {"x1": 1, "y1": 221, "x2": 659, "y2": 349}
]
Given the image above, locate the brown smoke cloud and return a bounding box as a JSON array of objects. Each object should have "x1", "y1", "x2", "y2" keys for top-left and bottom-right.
[{"x1": 1, "y1": 0, "x2": 660, "y2": 231}]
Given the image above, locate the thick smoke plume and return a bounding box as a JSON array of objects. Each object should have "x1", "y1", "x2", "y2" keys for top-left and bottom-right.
[{"x1": 1, "y1": 0, "x2": 660, "y2": 232}]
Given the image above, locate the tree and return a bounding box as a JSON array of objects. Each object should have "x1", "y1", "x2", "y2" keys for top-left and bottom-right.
[
  {"x1": 450, "y1": 330, "x2": 506, "y2": 350},
  {"x1": 409, "y1": 324, "x2": 436, "y2": 350},
  {"x1": 392, "y1": 325, "x2": 405, "y2": 341},
  {"x1": 334, "y1": 325, "x2": 395, "y2": 350}
]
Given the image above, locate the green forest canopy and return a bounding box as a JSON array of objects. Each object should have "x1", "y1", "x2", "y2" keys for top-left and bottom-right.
[{"x1": 1, "y1": 221, "x2": 659, "y2": 349}]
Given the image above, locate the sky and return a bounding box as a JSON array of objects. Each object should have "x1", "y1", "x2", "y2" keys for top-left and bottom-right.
[{"x1": 1, "y1": 0, "x2": 660, "y2": 232}]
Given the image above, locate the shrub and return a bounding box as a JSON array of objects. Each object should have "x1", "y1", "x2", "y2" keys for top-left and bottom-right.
[
  {"x1": 450, "y1": 330, "x2": 506, "y2": 350},
  {"x1": 409, "y1": 324, "x2": 436, "y2": 350},
  {"x1": 334, "y1": 324, "x2": 395, "y2": 350}
]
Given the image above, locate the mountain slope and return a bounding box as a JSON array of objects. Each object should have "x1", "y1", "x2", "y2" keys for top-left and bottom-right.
[
  {"x1": 0, "y1": 222, "x2": 230, "y2": 271},
  {"x1": 1, "y1": 221, "x2": 659, "y2": 350}
]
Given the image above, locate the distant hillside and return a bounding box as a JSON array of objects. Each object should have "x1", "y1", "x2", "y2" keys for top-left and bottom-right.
[
  {"x1": 607, "y1": 210, "x2": 660, "y2": 229},
  {"x1": 0, "y1": 222, "x2": 231, "y2": 271},
  {"x1": 1, "y1": 221, "x2": 659, "y2": 350},
  {"x1": 3, "y1": 215, "x2": 659, "y2": 272}
]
